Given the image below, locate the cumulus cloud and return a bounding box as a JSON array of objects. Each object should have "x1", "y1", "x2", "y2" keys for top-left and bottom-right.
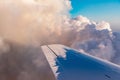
[
  {"x1": 0, "y1": 0, "x2": 71, "y2": 45},
  {"x1": 66, "y1": 16, "x2": 120, "y2": 65},
  {"x1": 0, "y1": 0, "x2": 71, "y2": 80}
]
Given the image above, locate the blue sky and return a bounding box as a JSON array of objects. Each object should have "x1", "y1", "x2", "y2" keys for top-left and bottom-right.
[{"x1": 70, "y1": 0, "x2": 120, "y2": 31}]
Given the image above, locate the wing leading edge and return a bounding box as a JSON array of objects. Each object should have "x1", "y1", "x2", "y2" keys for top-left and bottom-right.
[{"x1": 42, "y1": 44, "x2": 120, "y2": 80}]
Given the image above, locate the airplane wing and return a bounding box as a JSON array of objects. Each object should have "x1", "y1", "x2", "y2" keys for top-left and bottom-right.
[{"x1": 41, "y1": 44, "x2": 120, "y2": 80}]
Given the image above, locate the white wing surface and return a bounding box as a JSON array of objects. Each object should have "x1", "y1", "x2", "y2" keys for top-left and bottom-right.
[{"x1": 42, "y1": 44, "x2": 120, "y2": 80}]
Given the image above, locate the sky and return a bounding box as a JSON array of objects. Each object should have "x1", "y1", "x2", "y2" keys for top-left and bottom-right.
[{"x1": 70, "y1": 0, "x2": 120, "y2": 31}]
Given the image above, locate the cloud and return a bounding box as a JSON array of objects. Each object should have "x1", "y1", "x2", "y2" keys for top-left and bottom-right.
[
  {"x1": 0, "y1": 0, "x2": 70, "y2": 79},
  {"x1": 66, "y1": 16, "x2": 120, "y2": 65}
]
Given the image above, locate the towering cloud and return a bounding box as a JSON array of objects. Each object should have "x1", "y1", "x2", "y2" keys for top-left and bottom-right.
[
  {"x1": 64, "y1": 15, "x2": 120, "y2": 65},
  {"x1": 0, "y1": 0, "x2": 71, "y2": 80},
  {"x1": 0, "y1": 0, "x2": 71, "y2": 45}
]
